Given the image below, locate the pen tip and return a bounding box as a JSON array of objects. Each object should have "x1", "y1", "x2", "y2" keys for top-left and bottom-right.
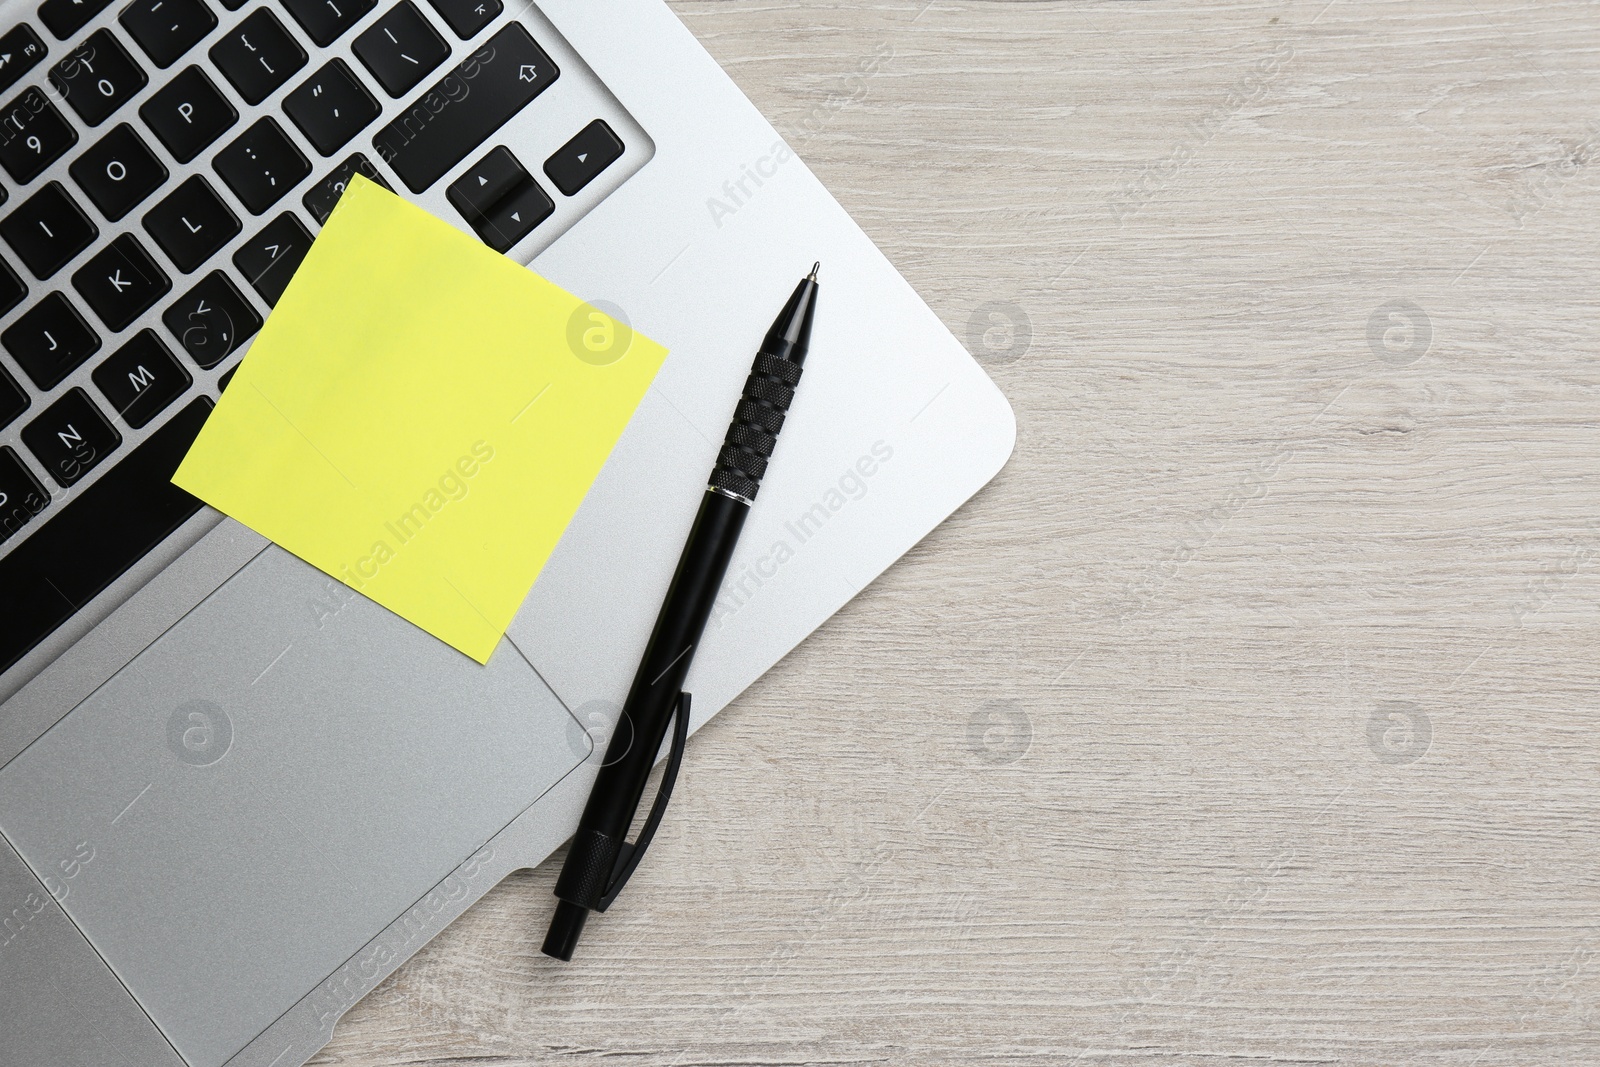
[{"x1": 808, "y1": 261, "x2": 820, "y2": 281}]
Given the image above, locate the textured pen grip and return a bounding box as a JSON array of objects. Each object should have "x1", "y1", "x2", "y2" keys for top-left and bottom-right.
[
  {"x1": 709, "y1": 353, "x2": 803, "y2": 502},
  {"x1": 554, "y1": 828, "x2": 621, "y2": 909}
]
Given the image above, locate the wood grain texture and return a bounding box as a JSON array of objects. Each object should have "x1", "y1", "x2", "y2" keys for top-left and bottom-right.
[{"x1": 314, "y1": 2, "x2": 1600, "y2": 1064}]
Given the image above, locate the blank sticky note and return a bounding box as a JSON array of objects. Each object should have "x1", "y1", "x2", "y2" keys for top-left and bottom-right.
[{"x1": 173, "y1": 175, "x2": 668, "y2": 663}]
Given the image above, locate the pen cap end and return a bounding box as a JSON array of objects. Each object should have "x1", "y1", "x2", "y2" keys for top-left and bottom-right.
[{"x1": 542, "y1": 900, "x2": 590, "y2": 961}]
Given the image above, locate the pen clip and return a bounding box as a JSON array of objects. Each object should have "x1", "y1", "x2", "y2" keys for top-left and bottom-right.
[{"x1": 596, "y1": 690, "x2": 692, "y2": 912}]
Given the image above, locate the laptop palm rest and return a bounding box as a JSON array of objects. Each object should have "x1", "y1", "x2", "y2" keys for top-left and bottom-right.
[{"x1": 0, "y1": 547, "x2": 585, "y2": 1067}]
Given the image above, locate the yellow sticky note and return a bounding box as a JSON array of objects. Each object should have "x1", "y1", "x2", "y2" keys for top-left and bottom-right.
[{"x1": 173, "y1": 175, "x2": 668, "y2": 663}]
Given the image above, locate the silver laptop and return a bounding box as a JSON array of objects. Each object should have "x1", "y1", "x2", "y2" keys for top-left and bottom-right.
[{"x1": 0, "y1": 0, "x2": 1014, "y2": 1062}]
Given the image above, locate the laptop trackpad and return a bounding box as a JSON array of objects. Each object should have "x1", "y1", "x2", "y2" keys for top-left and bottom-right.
[{"x1": 0, "y1": 547, "x2": 584, "y2": 1067}]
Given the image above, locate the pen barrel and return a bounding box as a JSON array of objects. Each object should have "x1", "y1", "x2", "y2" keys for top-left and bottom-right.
[
  {"x1": 556, "y1": 490, "x2": 748, "y2": 910},
  {"x1": 550, "y1": 271, "x2": 818, "y2": 930}
]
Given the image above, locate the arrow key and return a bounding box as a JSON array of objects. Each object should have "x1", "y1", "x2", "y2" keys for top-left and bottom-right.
[
  {"x1": 543, "y1": 119, "x2": 623, "y2": 197},
  {"x1": 233, "y1": 211, "x2": 312, "y2": 306},
  {"x1": 475, "y1": 177, "x2": 551, "y2": 253},
  {"x1": 446, "y1": 144, "x2": 526, "y2": 222},
  {"x1": 445, "y1": 145, "x2": 550, "y2": 253}
]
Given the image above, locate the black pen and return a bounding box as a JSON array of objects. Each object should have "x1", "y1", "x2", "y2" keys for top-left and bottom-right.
[{"x1": 542, "y1": 263, "x2": 821, "y2": 961}]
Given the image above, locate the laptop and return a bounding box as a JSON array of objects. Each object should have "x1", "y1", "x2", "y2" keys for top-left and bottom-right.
[{"x1": 0, "y1": 0, "x2": 1015, "y2": 1063}]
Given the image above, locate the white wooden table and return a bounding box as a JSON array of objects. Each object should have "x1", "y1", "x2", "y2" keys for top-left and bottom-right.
[{"x1": 320, "y1": 2, "x2": 1600, "y2": 1063}]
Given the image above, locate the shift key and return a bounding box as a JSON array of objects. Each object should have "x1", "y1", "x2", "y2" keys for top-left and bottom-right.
[{"x1": 371, "y1": 23, "x2": 559, "y2": 193}]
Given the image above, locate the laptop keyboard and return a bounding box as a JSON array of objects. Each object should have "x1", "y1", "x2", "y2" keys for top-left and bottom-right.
[{"x1": 0, "y1": 0, "x2": 646, "y2": 675}]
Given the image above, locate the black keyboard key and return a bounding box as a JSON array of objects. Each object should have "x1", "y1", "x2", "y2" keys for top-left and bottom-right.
[
  {"x1": 425, "y1": 0, "x2": 496, "y2": 40},
  {"x1": 447, "y1": 146, "x2": 548, "y2": 250},
  {"x1": 280, "y1": 0, "x2": 376, "y2": 47},
  {"x1": 353, "y1": 1, "x2": 446, "y2": 97},
  {"x1": 0, "y1": 256, "x2": 26, "y2": 316},
  {"x1": 447, "y1": 141, "x2": 549, "y2": 250},
  {"x1": 121, "y1": 0, "x2": 217, "y2": 68},
  {"x1": 372, "y1": 24, "x2": 558, "y2": 192},
  {"x1": 72, "y1": 233, "x2": 171, "y2": 331},
  {"x1": 213, "y1": 117, "x2": 309, "y2": 213},
  {"x1": 2, "y1": 292, "x2": 99, "y2": 388},
  {"x1": 50, "y1": 30, "x2": 148, "y2": 126},
  {"x1": 475, "y1": 177, "x2": 548, "y2": 252},
  {"x1": 70, "y1": 123, "x2": 169, "y2": 221},
  {"x1": 0, "y1": 446, "x2": 47, "y2": 543},
  {"x1": 164, "y1": 269, "x2": 258, "y2": 366},
  {"x1": 0, "y1": 396, "x2": 212, "y2": 674},
  {"x1": 140, "y1": 65, "x2": 237, "y2": 163},
  {"x1": 446, "y1": 143, "x2": 521, "y2": 219},
  {"x1": 544, "y1": 119, "x2": 622, "y2": 197},
  {"x1": 302, "y1": 151, "x2": 389, "y2": 223},
  {"x1": 92, "y1": 328, "x2": 189, "y2": 426},
  {"x1": 38, "y1": 0, "x2": 114, "y2": 40},
  {"x1": 209, "y1": 8, "x2": 305, "y2": 106},
  {"x1": 143, "y1": 174, "x2": 239, "y2": 271},
  {"x1": 0, "y1": 88, "x2": 79, "y2": 183},
  {"x1": 233, "y1": 210, "x2": 310, "y2": 306},
  {"x1": 1, "y1": 181, "x2": 97, "y2": 279},
  {"x1": 22, "y1": 385, "x2": 119, "y2": 486},
  {"x1": 0, "y1": 25, "x2": 48, "y2": 96},
  {"x1": 216, "y1": 362, "x2": 234, "y2": 389},
  {"x1": 283, "y1": 58, "x2": 378, "y2": 156},
  {"x1": 0, "y1": 364, "x2": 28, "y2": 429}
]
